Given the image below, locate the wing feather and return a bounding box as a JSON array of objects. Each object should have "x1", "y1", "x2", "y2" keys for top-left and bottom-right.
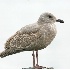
[
  {"x1": 0, "y1": 23, "x2": 42, "y2": 58},
  {"x1": 5, "y1": 23, "x2": 41, "y2": 50}
]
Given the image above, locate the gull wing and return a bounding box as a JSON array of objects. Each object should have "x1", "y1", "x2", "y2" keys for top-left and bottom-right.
[{"x1": 0, "y1": 23, "x2": 41, "y2": 58}]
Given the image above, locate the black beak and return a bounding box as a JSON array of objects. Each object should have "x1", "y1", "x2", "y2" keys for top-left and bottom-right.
[{"x1": 56, "y1": 19, "x2": 64, "y2": 23}]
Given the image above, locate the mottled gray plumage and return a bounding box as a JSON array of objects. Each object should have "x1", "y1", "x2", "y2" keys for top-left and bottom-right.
[{"x1": 0, "y1": 12, "x2": 63, "y2": 58}]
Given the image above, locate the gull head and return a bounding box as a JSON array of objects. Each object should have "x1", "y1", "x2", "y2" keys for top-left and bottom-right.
[{"x1": 38, "y1": 12, "x2": 64, "y2": 24}]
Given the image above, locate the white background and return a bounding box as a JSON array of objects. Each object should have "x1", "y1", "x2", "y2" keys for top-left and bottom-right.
[{"x1": 0, "y1": 0, "x2": 70, "y2": 69}]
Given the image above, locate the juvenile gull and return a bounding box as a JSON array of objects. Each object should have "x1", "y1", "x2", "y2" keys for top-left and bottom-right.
[{"x1": 0, "y1": 12, "x2": 64, "y2": 68}]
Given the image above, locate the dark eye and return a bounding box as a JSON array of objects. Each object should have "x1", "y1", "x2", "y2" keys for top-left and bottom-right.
[{"x1": 48, "y1": 15, "x2": 52, "y2": 18}]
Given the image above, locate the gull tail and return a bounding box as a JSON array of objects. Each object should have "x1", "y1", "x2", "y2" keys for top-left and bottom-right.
[{"x1": 0, "y1": 48, "x2": 24, "y2": 58}]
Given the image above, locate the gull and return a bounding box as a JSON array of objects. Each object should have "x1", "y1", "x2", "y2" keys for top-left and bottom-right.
[{"x1": 0, "y1": 12, "x2": 64, "y2": 69}]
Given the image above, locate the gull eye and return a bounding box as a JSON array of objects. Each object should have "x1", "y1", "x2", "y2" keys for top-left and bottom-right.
[{"x1": 48, "y1": 15, "x2": 52, "y2": 18}]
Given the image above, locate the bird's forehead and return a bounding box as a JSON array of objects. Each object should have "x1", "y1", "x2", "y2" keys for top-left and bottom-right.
[{"x1": 41, "y1": 12, "x2": 54, "y2": 17}]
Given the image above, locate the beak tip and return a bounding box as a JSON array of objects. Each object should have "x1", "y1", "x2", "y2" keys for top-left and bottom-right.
[{"x1": 60, "y1": 20, "x2": 64, "y2": 23}]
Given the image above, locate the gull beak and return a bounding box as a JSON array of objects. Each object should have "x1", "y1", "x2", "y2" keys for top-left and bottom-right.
[{"x1": 56, "y1": 19, "x2": 64, "y2": 23}]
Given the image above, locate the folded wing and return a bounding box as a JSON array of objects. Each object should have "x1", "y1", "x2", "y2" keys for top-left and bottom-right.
[{"x1": 0, "y1": 23, "x2": 41, "y2": 58}]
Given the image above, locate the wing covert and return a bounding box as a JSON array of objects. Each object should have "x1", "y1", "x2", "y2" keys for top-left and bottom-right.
[{"x1": 5, "y1": 23, "x2": 41, "y2": 50}]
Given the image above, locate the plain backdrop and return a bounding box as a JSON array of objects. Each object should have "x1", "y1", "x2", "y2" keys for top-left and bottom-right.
[{"x1": 0, "y1": 0, "x2": 70, "y2": 69}]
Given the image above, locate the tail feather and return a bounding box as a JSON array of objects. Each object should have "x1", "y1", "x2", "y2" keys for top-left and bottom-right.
[{"x1": 0, "y1": 48, "x2": 24, "y2": 58}]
